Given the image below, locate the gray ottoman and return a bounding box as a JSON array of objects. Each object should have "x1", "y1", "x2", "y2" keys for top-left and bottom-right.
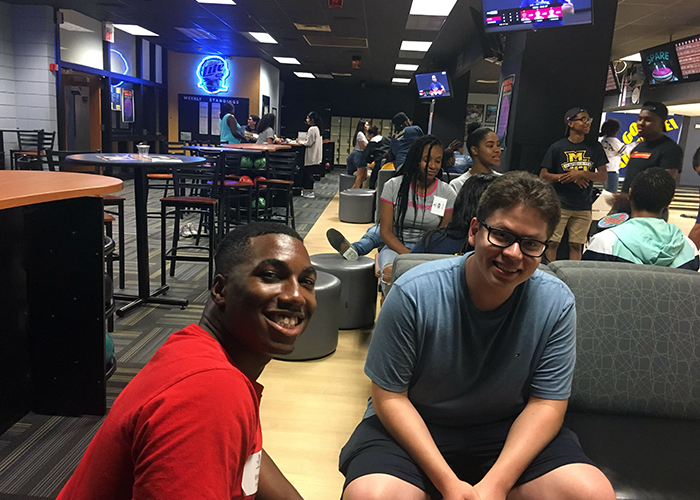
[
  {"x1": 339, "y1": 188, "x2": 375, "y2": 223},
  {"x1": 339, "y1": 173, "x2": 355, "y2": 192},
  {"x1": 310, "y1": 253, "x2": 377, "y2": 329},
  {"x1": 276, "y1": 271, "x2": 341, "y2": 361}
]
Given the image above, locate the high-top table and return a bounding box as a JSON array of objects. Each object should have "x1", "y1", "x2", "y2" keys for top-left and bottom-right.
[
  {"x1": 66, "y1": 153, "x2": 207, "y2": 317},
  {"x1": 0, "y1": 170, "x2": 122, "y2": 432}
]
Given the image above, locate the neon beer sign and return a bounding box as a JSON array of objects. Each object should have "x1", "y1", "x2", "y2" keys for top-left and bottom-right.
[{"x1": 197, "y1": 55, "x2": 230, "y2": 94}]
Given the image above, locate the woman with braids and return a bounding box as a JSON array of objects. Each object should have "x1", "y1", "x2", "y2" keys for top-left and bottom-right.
[
  {"x1": 378, "y1": 135, "x2": 456, "y2": 292},
  {"x1": 411, "y1": 173, "x2": 497, "y2": 254}
]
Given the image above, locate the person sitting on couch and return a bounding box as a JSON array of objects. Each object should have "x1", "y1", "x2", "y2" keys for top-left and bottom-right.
[
  {"x1": 583, "y1": 167, "x2": 699, "y2": 270},
  {"x1": 339, "y1": 171, "x2": 615, "y2": 500}
]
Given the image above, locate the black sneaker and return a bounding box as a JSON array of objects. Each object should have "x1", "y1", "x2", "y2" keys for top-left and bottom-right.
[{"x1": 326, "y1": 228, "x2": 359, "y2": 261}]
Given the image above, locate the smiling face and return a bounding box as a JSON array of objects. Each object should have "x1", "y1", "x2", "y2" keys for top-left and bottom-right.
[
  {"x1": 568, "y1": 111, "x2": 591, "y2": 136},
  {"x1": 218, "y1": 234, "x2": 317, "y2": 356},
  {"x1": 472, "y1": 132, "x2": 501, "y2": 169},
  {"x1": 467, "y1": 204, "x2": 547, "y2": 293},
  {"x1": 432, "y1": 75, "x2": 437, "y2": 82},
  {"x1": 248, "y1": 116, "x2": 255, "y2": 128},
  {"x1": 364, "y1": 121, "x2": 369, "y2": 132},
  {"x1": 419, "y1": 143, "x2": 443, "y2": 183}
]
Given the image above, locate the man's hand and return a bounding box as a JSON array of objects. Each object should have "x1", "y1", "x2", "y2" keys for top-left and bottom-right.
[
  {"x1": 559, "y1": 170, "x2": 586, "y2": 183},
  {"x1": 473, "y1": 477, "x2": 509, "y2": 500},
  {"x1": 441, "y1": 479, "x2": 482, "y2": 500}
]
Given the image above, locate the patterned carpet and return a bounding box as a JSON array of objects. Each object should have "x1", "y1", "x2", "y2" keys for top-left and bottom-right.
[{"x1": 0, "y1": 170, "x2": 340, "y2": 499}]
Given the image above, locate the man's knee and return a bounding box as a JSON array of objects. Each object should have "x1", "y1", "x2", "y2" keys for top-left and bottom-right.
[
  {"x1": 343, "y1": 474, "x2": 429, "y2": 500},
  {"x1": 509, "y1": 464, "x2": 615, "y2": 500}
]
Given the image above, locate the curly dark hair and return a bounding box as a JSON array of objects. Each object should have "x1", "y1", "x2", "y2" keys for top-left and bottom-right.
[
  {"x1": 257, "y1": 113, "x2": 276, "y2": 134},
  {"x1": 630, "y1": 167, "x2": 676, "y2": 214},
  {"x1": 419, "y1": 173, "x2": 497, "y2": 253},
  {"x1": 393, "y1": 135, "x2": 442, "y2": 244}
]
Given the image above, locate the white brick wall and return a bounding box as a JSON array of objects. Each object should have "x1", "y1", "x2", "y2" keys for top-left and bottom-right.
[{"x1": 0, "y1": 1, "x2": 57, "y2": 167}]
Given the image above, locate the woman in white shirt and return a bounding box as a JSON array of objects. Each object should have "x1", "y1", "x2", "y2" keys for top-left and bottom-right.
[
  {"x1": 348, "y1": 120, "x2": 369, "y2": 188},
  {"x1": 299, "y1": 111, "x2": 323, "y2": 199},
  {"x1": 599, "y1": 119, "x2": 628, "y2": 193}
]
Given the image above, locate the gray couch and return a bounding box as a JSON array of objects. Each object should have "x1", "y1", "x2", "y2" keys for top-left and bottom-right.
[{"x1": 391, "y1": 255, "x2": 700, "y2": 500}]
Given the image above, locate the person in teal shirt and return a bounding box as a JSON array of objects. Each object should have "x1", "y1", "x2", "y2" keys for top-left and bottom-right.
[{"x1": 219, "y1": 102, "x2": 244, "y2": 144}]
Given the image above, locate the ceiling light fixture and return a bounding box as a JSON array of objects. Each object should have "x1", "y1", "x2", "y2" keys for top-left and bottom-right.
[
  {"x1": 331, "y1": 72, "x2": 352, "y2": 77},
  {"x1": 409, "y1": 0, "x2": 457, "y2": 16},
  {"x1": 247, "y1": 32, "x2": 278, "y2": 44},
  {"x1": 295, "y1": 72, "x2": 316, "y2": 78},
  {"x1": 620, "y1": 53, "x2": 642, "y2": 62},
  {"x1": 392, "y1": 77, "x2": 411, "y2": 84},
  {"x1": 274, "y1": 57, "x2": 301, "y2": 65},
  {"x1": 400, "y1": 41, "x2": 432, "y2": 52},
  {"x1": 294, "y1": 23, "x2": 331, "y2": 32},
  {"x1": 113, "y1": 24, "x2": 159, "y2": 37},
  {"x1": 315, "y1": 73, "x2": 334, "y2": 79},
  {"x1": 476, "y1": 79, "x2": 498, "y2": 84},
  {"x1": 395, "y1": 63, "x2": 419, "y2": 72},
  {"x1": 196, "y1": 0, "x2": 236, "y2": 4},
  {"x1": 59, "y1": 21, "x2": 94, "y2": 33}
]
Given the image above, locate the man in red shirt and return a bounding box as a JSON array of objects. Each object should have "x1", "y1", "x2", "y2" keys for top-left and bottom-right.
[{"x1": 57, "y1": 222, "x2": 317, "y2": 500}]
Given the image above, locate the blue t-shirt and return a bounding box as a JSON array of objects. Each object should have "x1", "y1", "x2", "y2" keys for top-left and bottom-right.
[
  {"x1": 390, "y1": 125, "x2": 424, "y2": 168},
  {"x1": 364, "y1": 254, "x2": 576, "y2": 426}
]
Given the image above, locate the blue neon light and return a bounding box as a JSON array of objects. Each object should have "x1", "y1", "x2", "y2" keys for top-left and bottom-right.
[
  {"x1": 110, "y1": 48, "x2": 129, "y2": 88},
  {"x1": 196, "y1": 55, "x2": 230, "y2": 94}
]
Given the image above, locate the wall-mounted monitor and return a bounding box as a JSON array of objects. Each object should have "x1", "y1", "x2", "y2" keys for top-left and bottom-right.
[
  {"x1": 640, "y1": 42, "x2": 681, "y2": 86},
  {"x1": 482, "y1": 1, "x2": 593, "y2": 33},
  {"x1": 675, "y1": 34, "x2": 700, "y2": 80},
  {"x1": 415, "y1": 71, "x2": 452, "y2": 99},
  {"x1": 605, "y1": 62, "x2": 620, "y2": 93}
]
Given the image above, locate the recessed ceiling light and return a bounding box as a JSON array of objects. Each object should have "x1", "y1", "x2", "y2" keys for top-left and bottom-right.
[
  {"x1": 395, "y1": 63, "x2": 419, "y2": 72},
  {"x1": 59, "y1": 21, "x2": 93, "y2": 33},
  {"x1": 315, "y1": 73, "x2": 334, "y2": 79},
  {"x1": 392, "y1": 77, "x2": 411, "y2": 84},
  {"x1": 400, "y1": 41, "x2": 432, "y2": 52},
  {"x1": 247, "y1": 32, "x2": 277, "y2": 44},
  {"x1": 274, "y1": 57, "x2": 301, "y2": 65},
  {"x1": 196, "y1": 0, "x2": 236, "y2": 4},
  {"x1": 620, "y1": 53, "x2": 641, "y2": 62},
  {"x1": 113, "y1": 24, "x2": 159, "y2": 37},
  {"x1": 295, "y1": 72, "x2": 315, "y2": 78},
  {"x1": 331, "y1": 72, "x2": 352, "y2": 77},
  {"x1": 175, "y1": 27, "x2": 219, "y2": 40},
  {"x1": 294, "y1": 23, "x2": 331, "y2": 32},
  {"x1": 410, "y1": 0, "x2": 457, "y2": 16}
]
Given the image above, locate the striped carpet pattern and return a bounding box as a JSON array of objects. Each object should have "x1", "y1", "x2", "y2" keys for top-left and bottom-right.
[{"x1": 0, "y1": 171, "x2": 340, "y2": 499}]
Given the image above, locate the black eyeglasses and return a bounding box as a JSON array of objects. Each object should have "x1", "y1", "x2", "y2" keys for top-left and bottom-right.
[
  {"x1": 479, "y1": 221, "x2": 549, "y2": 258},
  {"x1": 570, "y1": 117, "x2": 593, "y2": 124}
]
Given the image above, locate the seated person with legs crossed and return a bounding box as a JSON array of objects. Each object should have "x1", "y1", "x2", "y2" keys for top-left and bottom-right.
[{"x1": 339, "y1": 171, "x2": 615, "y2": 500}]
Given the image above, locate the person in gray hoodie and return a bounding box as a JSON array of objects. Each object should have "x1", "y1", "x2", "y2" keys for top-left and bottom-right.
[{"x1": 583, "y1": 168, "x2": 699, "y2": 270}]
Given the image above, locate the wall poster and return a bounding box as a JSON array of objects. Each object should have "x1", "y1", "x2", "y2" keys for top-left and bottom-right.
[
  {"x1": 495, "y1": 75, "x2": 515, "y2": 147},
  {"x1": 121, "y1": 88, "x2": 134, "y2": 123}
]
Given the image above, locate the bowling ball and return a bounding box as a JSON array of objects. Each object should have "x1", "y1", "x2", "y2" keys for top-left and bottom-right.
[
  {"x1": 240, "y1": 155, "x2": 254, "y2": 168},
  {"x1": 253, "y1": 175, "x2": 267, "y2": 187},
  {"x1": 239, "y1": 175, "x2": 253, "y2": 184},
  {"x1": 254, "y1": 157, "x2": 266, "y2": 169},
  {"x1": 252, "y1": 197, "x2": 267, "y2": 209}
]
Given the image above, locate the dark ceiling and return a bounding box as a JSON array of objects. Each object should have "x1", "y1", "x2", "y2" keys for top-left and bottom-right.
[{"x1": 6, "y1": 0, "x2": 700, "y2": 93}]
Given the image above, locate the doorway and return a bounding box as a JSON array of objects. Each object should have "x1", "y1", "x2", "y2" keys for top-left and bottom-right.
[{"x1": 60, "y1": 70, "x2": 102, "y2": 152}]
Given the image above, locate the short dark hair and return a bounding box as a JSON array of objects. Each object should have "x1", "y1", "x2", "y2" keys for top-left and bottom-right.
[
  {"x1": 215, "y1": 222, "x2": 303, "y2": 277},
  {"x1": 600, "y1": 119, "x2": 620, "y2": 138},
  {"x1": 368, "y1": 126, "x2": 380, "y2": 136},
  {"x1": 692, "y1": 146, "x2": 700, "y2": 169},
  {"x1": 249, "y1": 114, "x2": 260, "y2": 124},
  {"x1": 442, "y1": 147, "x2": 454, "y2": 165},
  {"x1": 307, "y1": 111, "x2": 323, "y2": 132},
  {"x1": 476, "y1": 171, "x2": 561, "y2": 238},
  {"x1": 629, "y1": 167, "x2": 675, "y2": 214}
]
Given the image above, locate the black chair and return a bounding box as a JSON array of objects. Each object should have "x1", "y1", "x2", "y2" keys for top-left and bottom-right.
[
  {"x1": 11, "y1": 129, "x2": 56, "y2": 170},
  {"x1": 256, "y1": 150, "x2": 297, "y2": 228},
  {"x1": 46, "y1": 150, "x2": 127, "y2": 289},
  {"x1": 160, "y1": 160, "x2": 219, "y2": 289}
]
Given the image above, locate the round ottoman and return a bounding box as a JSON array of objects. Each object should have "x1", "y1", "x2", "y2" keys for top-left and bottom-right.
[
  {"x1": 339, "y1": 188, "x2": 375, "y2": 223},
  {"x1": 310, "y1": 253, "x2": 377, "y2": 330},
  {"x1": 275, "y1": 271, "x2": 341, "y2": 361},
  {"x1": 339, "y1": 173, "x2": 355, "y2": 192}
]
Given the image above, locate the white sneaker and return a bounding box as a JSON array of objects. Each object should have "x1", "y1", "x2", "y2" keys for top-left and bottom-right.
[{"x1": 301, "y1": 189, "x2": 315, "y2": 199}]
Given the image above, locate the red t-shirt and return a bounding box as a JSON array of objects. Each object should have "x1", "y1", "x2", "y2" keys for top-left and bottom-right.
[{"x1": 57, "y1": 324, "x2": 263, "y2": 500}]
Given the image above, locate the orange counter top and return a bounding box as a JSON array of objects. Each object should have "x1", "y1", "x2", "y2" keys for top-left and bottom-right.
[{"x1": 0, "y1": 170, "x2": 123, "y2": 210}]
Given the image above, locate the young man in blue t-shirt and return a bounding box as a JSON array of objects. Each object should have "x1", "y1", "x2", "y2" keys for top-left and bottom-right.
[{"x1": 339, "y1": 172, "x2": 615, "y2": 500}]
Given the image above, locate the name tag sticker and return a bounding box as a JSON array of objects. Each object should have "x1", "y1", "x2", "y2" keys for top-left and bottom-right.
[
  {"x1": 242, "y1": 450, "x2": 262, "y2": 496},
  {"x1": 431, "y1": 196, "x2": 447, "y2": 217}
]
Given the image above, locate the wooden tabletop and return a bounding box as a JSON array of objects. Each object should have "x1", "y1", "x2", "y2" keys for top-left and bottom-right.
[
  {"x1": 0, "y1": 170, "x2": 123, "y2": 210},
  {"x1": 221, "y1": 143, "x2": 292, "y2": 152}
]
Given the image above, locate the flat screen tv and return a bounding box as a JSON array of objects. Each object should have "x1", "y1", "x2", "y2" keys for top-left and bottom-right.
[
  {"x1": 415, "y1": 71, "x2": 452, "y2": 99},
  {"x1": 640, "y1": 42, "x2": 681, "y2": 85},
  {"x1": 482, "y1": 0, "x2": 593, "y2": 33},
  {"x1": 675, "y1": 34, "x2": 700, "y2": 80}
]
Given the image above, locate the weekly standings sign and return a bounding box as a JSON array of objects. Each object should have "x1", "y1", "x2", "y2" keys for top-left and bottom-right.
[{"x1": 605, "y1": 112, "x2": 683, "y2": 176}]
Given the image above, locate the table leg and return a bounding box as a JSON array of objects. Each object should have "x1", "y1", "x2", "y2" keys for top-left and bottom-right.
[{"x1": 115, "y1": 165, "x2": 188, "y2": 316}]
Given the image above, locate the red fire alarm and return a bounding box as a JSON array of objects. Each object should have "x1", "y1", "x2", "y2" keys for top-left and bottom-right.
[
  {"x1": 49, "y1": 63, "x2": 58, "y2": 72},
  {"x1": 329, "y1": 0, "x2": 343, "y2": 8}
]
